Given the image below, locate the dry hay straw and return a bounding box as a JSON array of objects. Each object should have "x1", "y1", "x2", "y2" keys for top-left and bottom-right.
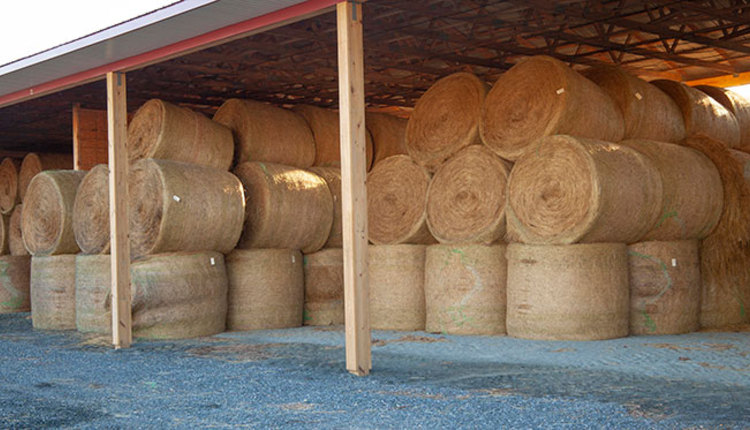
[
  {"x1": 18, "y1": 152, "x2": 73, "y2": 201},
  {"x1": 22, "y1": 170, "x2": 86, "y2": 256},
  {"x1": 696, "y1": 85, "x2": 750, "y2": 152},
  {"x1": 73, "y1": 165, "x2": 110, "y2": 254},
  {"x1": 127, "y1": 99, "x2": 234, "y2": 170},
  {"x1": 225, "y1": 248, "x2": 303, "y2": 330},
  {"x1": 506, "y1": 243, "x2": 629, "y2": 340},
  {"x1": 75, "y1": 254, "x2": 112, "y2": 333},
  {"x1": 369, "y1": 244, "x2": 426, "y2": 331},
  {"x1": 506, "y1": 135, "x2": 662, "y2": 245},
  {"x1": 0, "y1": 215, "x2": 8, "y2": 255},
  {"x1": 367, "y1": 155, "x2": 435, "y2": 245},
  {"x1": 628, "y1": 240, "x2": 701, "y2": 335},
  {"x1": 9, "y1": 204, "x2": 27, "y2": 256},
  {"x1": 234, "y1": 162, "x2": 333, "y2": 253},
  {"x1": 426, "y1": 145, "x2": 511, "y2": 244},
  {"x1": 128, "y1": 159, "x2": 245, "y2": 258},
  {"x1": 582, "y1": 66, "x2": 685, "y2": 142},
  {"x1": 405, "y1": 72, "x2": 487, "y2": 172},
  {"x1": 620, "y1": 139, "x2": 722, "y2": 241},
  {"x1": 651, "y1": 80, "x2": 741, "y2": 148},
  {"x1": 30, "y1": 254, "x2": 76, "y2": 330},
  {"x1": 480, "y1": 56, "x2": 624, "y2": 161},
  {"x1": 303, "y1": 249, "x2": 343, "y2": 326},
  {"x1": 0, "y1": 158, "x2": 21, "y2": 214},
  {"x1": 213, "y1": 98, "x2": 316, "y2": 167},
  {"x1": 367, "y1": 111, "x2": 408, "y2": 166},
  {"x1": 0, "y1": 255, "x2": 31, "y2": 313},
  {"x1": 308, "y1": 167, "x2": 342, "y2": 248},
  {"x1": 424, "y1": 244, "x2": 507, "y2": 335}
]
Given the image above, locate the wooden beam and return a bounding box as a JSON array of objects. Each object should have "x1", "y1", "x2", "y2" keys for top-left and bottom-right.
[
  {"x1": 685, "y1": 71, "x2": 750, "y2": 88},
  {"x1": 337, "y1": 0, "x2": 371, "y2": 376},
  {"x1": 106, "y1": 71, "x2": 132, "y2": 349}
]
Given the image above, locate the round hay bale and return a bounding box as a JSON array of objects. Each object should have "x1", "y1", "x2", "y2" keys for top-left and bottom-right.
[
  {"x1": 0, "y1": 215, "x2": 8, "y2": 256},
  {"x1": 225, "y1": 248, "x2": 303, "y2": 330},
  {"x1": 582, "y1": 66, "x2": 686, "y2": 142},
  {"x1": 0, "y1": 158, "x2": 21, "y2": 215},
  {"x1": 628, "y1": 240, "x2": 701, "y2": 335},
  {"x1": 697, "y1": 85, "x2": 750, "y2": 152},
  {"x1": 75, "y1": 254, "x2": 112, "y2": 334},
  {"x1": 308, "y1": 167, "x2": 342, "y2": 248},
  {"x1": 303, "y1": 248, "x2": 343, "y2": 326},
  {"x1": 127, "y1": 99, "x2": 234, "y2": 170},
  {"x1": 426, "y1": 145, "x2": 511, "y2": 244},
  {"x1": 213, "y1": 99, "x2": 316, "y2": 167},
  {"x1": 233, "y1": 162, "x2": 333, "y2": 253},
  {"x1": 18, "y1": 153, "x2": 73, "y2": 201},
  {"x1": 424, "y1": 244, "x2": 507, "y2": 335},
  {"x1": 369, "y1": 244, "x2": 426, "y2": 331},
  {"x1": 73, "y1": 165, "x2": 110, "y2": 254},
  {"x1": 30, "y1": 254, "x2": 76, "y2": 330},
  {"x1": 367, "y1": 112, "x2": 408, "y2": 166},
  {"x1": 651, "y1": 80, "x2": 740, "y2": 148},
  {"x1": 367, "y1": 155, "x2": 435, "y2": 245},
  {"x1": 22, "y1": 170, "x2": 86, "y2": 256},
  {"x1": 405, "y1": 72, "x2": 488, "y2": 172},
  {"x1": 480, "y1": 56, "x2": 624, "y2": 161},
  {"x1": 9, "y1": 204, "x2": 27, "y2": 256},
  {"x1": 620, "y1": 139, "x2": 723, "y2": 241},
  {"x1": 729, "y1": 148, "x2": 750, "y2": 318},
  {"x1": 506, "y1": 243, "x2": 629, "y2": 340},
  {"x1": 128, "y1": 159, "x2": 245, "y2": 258},
  {"x1": 0, "y1": 255, "x2": 31, "y2": 313},
  {"x1": 506, "y1": 135, "x2": 662, "y2": 244}
]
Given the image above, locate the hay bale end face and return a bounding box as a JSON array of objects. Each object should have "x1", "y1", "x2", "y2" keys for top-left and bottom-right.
[
  {"x1": 31, "y1": 254, "x2": 77, "y2": 330},
  {"x1": 369, "y1": 244, "x2": 426, "y2": 331},
  {"x1": 73, "y1": 165, "x2": 111, "y2": 254},
  {"x1": 18, "y1": 153, "x2": 73, "y2": 201}
]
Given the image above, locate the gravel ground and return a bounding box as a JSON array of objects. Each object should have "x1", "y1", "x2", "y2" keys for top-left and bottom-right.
[{"x1": 1, "y1": 313, "x2": 748, "y2": 428}]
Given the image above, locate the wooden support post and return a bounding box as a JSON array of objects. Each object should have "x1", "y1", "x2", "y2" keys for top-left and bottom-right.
[
  {"x1": 337, "y1": 0, "x2": 371, "y2": 376},
  {"x1": 106, "y1": 71, "x2": 132, "y2": 349}
]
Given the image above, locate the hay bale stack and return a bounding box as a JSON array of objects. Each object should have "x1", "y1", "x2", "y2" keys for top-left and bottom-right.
[
  {"x1": 225, "y1": 249, "x2": 303, "y2": 330},
  {"x1": 234, "y1": 162, "x2": 333, "y2": 253},
  {"x1": 75, "y1": 254, "x2": 112, "y2": 334},
  {"x1": 651, "y1": 80, "x2": 740, "y2": 148},
  {"x1": 73, "y1": 165, "x2": 110, "y2": 254},
  {"x1": 308, "y1": 167, "x2": 342, "y2": 248},
  {"x1": 426, "y1": 145, "x2": 511, "y2": 244},
  {"x1": 369, "y1": 244, "x2": 426, "y2": 331},
  {"x1": 22, "y1": 170, "x2": 86, "y2": 256},
  {"x1": 367, "y1": 155, "x2": 435, "y2": 245},
  {"x1": 128, "y1": 159, "x2": 245, "y2": 258},
  {"x1": 481, "y1": 56, "x2": 624, "y2": 161},
  {"x1": 620, "y1": 140, "x2": 723, "y2": 241},
  {"x1": 367, "y1": 112, "x2": 408, "y2": 166},
  {"x1": 405, "y1": 72, "x2": 487, "y2": 172},
  {"x1": 213, "y1": 99, "x2": 316, "y2": 167},
  {"x1": 628, "y1": 240, "x2": 701, "y2": 335},
  {"x1": 506, "y1": 243, "x2": 629, "y2": 340},
  {"x1": 697, "y1": 86, "x2": 750, "y2": 152},
  {"x1": 0, "y1": 256, "x2": 31, "y2": 313},
  {"x1": 507, "y1": 135, "x2": 662, "y2": 244},
  {"x1": 30, "y1": 254, "x2": 76, "y2": 330},
  {"x1": 0, "y1": 158, "x2": 21, "y2": 215},
  {"x1": 582, "y1": 66, "x2": 685, "y2": 142},
  {"x1": 424, "y1": 244, "x2": 507, "y2": 335},
  {"x1": 18, "y1": 153, "x2": 73, "y2": 201},
  {"x1": 303, "y1": 249, "x2": 344, "y2": 326},
  {"x1": 127, "y1": 99, "x2": 234, "y2": 170},
  {"x1": 9, "y1": 204, "x2": 27, "y2": 256}
]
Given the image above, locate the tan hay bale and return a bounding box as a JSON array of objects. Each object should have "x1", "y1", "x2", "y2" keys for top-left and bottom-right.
[
  {"x1": 729, "y1": 149, "x2": 750, "y2": 316},
  {"x1": 127, "y1": 99, "x2": 233, "y2": 170},
  {"x1": 75, "y1": 254, "x2": 111, "y2": 333},
  {"x1": 651, "y1": 80, "x2": 740, "y2": 148},
  {"x1": 426, "y1": 145, "x2": 511, "y2": 244},
  {"x1": 0, "y1": 158, "x2": 21, "y2": 214},
  {"x1": 367, "y1": 112, "x2": 408, "y2": 166},
  {"x1": 225, "y1": 249, "x2": 303, "y2": 330},
  {"x1": 303, "y1": 248, "x2": 344, "y2": 326},
  {"x1": 0, "y1": 256, "x2": 31, "y2": 313},
  {"x1": 73, "y1": 165, "x2": 110, "y2": 254},
  {"x1": 406, "y1": 72, "x2": 488, "y2": 172},
  {"x1": 480, "y1": 56, "x2": 624, "y2": 161},
  {"x1": 424, "y1": 244, "x2": 507, "y2": 335},
  {"x1": 506, "y1": 243, "x2": 629, "y2": 340},
  {"x1": 369, "y1": 244, "x2": 426, "y2": 331},
  {"x1": 30, "y1": 254, "x2": 76, "y2": 330},
  {"x1": 582, "y1": 66, "x2": 686, "y2": 142},
  {"x1": 620, "y1": 139, "x2": 723, "y2": 241},
  {"x1": 213, "y1": 99, "x2": 316, "y2": 167},
  {"x1": 9, "y1": 204, "x2": 27, "y2": 256},
  {"x1": 507, "y1": 135, "x2": 662, "y2": 244},
  {"x1": 308, "y1": 167, "x2": 342, "y2": 248},
  {"x1": 628, "y1": 240, "x2": 701, "y2": 335},
  {"x1": 0, "y1": 215, "x2": 8, "y2": 255},
  {"x1": 18, "y1": 153, "x2": 73, "y2": 201},
  {"x1": 22, "y1": 170, "x2": 86, "y2": 256},
  {"x1": 697, "y1": 85, "x2": 750, "y2": 152},
  {"x1": 367, "y1": 155, "x2": 435, "y2": 245},
  {"x1": 128, "y1": 159, "x2": 245, "y2": 258}
]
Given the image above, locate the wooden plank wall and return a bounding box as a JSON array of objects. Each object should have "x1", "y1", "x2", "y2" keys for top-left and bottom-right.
[{"x1": 73, "y1": 105, "x2": 132, "y2": 170}]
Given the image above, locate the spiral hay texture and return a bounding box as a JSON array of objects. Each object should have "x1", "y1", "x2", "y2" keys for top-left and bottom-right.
[
  {"x1": 369, "y1": 245, "x2": 426, "y2": 331},
  {"x1": 18, "y1": 153, "x2": 73, "y2": 201},
  {"x1": 367, "y1": 112, "x2": 408, "y2": 166},
  {"x1": 507, "y1": 136, "x2": 662, "y2": 244},
  {"x1": 73, "y1": 165, "x2": 110, "y2": 254},
  {"x1": 303, "y1": 248, "x2": 344, "y2": 326},
  {"x1": 225, "y1": 249, "x2": 303, "y2": 330},
  {"x1": 234, "y1": 162, "x2": 333, "y2": 253},
  {"x1": 424, "y1": 244, "x2": 507, "y2": 335},
  {"x1": 0, "y1": 158, "x2": 21, "y2": 214},
  {"x1": 0, "y1": 256, "x2": 31, "y2": 313},
  {"x1": 426, "y1": 145, "x2": 511, "y2": 244},
  {"x1": 308, "y1": 167, "x2": 342, "y2": 248},
  {"x1": 31, "y1": 254, "x2": 76, "y2": 330},
  {"x1": 628, "y1": 240, "x2": 701, "y2": 335},
  {"x1": 75, "y1": 254, "x2": 112, "y2": 333},
  {"x1": 22, "y1": 170, "x2": 86, "y2": 256},
  {"x1": 697, "y1": 85, "x2": 750, "y2": 152},
  {"x1": 128, "y1": 159, "x2": 245, "y2": 258},
  {"x1": 213, "y1": 99, "x2": 315, "y2": 167},
  {"x1": 506, "y1": 243, "x2": 629, "y2": 340},
  {"x1": 405, "y1": 72, "x2": 487, "y2": 172},
  {"x1": 481, "y1": 56, "x2": 624, "y2": 161},
  {"x1": 9, "y1": 205, "x2": 27, "y2": 256}
]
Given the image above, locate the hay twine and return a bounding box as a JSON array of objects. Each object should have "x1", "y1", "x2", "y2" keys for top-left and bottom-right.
[{"x1": 73, "y1": 165, "x2": 111, "y2": 254}]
